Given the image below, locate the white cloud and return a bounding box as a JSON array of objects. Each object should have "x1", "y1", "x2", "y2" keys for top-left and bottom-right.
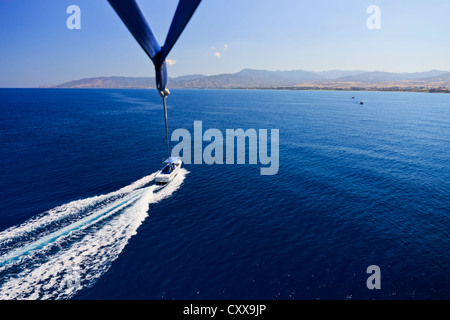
[
  {"x1": 211, "y1": 43, "x2": 228, "y2": 58},
  {"x1": 166, "y1": 59, "x2": 177, "y2": 66}
]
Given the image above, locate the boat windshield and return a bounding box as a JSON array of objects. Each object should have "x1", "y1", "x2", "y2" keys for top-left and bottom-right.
[{"x1": 161, "y1": 165, "x2": 171, "y2": 174}]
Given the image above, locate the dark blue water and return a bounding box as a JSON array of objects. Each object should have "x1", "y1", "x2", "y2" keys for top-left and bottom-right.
[{"x1": 0, "y1": 88, "x2": 448, "y2": 300}]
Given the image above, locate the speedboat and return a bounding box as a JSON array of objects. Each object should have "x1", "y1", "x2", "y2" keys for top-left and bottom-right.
[{"x1": 155, "y1": 157, "x2": 182, "y2": 186}]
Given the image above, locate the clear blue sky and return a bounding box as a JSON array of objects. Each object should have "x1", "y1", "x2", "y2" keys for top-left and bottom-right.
[{"x1": 1, "y1": 0, "x2": 450, "y2": 87}]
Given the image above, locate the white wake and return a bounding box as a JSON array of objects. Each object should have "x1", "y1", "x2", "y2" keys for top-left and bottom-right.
[{"x1": 0, "y1": 169, "x2": 188, "y2": 300}]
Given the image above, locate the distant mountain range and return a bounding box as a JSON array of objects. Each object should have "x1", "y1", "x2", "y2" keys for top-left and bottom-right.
[{"x1": 46, "y1": 69, "x2": 450, "y2": 93}]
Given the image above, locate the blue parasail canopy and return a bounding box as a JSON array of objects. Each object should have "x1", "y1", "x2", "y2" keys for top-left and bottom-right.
[{"x1": 107, "y1": 0, "x2": 202, "y2": 96}]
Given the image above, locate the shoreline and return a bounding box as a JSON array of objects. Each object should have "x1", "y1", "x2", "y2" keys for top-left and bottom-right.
[{"x1": 2, "y1": 87, "x2": 448, "y2": 94}]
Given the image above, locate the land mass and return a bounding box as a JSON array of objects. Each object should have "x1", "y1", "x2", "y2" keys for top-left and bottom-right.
[{"x1": 45, "y1": 69, "x2": 450, "y2": 93}]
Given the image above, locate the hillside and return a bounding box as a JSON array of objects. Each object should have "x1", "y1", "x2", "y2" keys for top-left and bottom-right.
[{"x1": 48, "y1": 69, "x2": 450, "y2": 93}]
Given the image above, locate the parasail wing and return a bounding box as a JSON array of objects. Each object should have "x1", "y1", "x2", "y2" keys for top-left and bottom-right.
[
  {"x1": 160, "y1": 0, "x2": 202, "y2": 62},
  {"x1": 107, "y1": 0, "x2": 202, "y2": 94},
  {"x1": 107, "y1": 0, "x2": 161, "y2": 64}
]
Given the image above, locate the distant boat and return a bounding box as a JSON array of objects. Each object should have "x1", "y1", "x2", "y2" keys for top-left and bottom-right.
[
  {"x1": 352, "y1": 96, "x2": 355, "y2": 99},
  {"x1": 359, "y1": 101, "x2": 364, "y2": 105}
]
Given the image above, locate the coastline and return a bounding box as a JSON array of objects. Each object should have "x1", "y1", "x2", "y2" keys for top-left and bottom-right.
[{"x1": 26, "y1": 87, "x2": 450, "y2": 94}]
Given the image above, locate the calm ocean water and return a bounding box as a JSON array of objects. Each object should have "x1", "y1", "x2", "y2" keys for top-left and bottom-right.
[{"x1": 0, "y1": 88, "x2": 448, "y2": 300}]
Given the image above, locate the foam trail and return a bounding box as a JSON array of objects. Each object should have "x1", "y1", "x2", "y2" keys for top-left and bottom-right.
[
  {"x1": 0, "y1": 169, "x2": 187, "y2": 300},
  {"x1": 0, "y1": 190, "x2": 143, "y2": 267},
  {"x1": 0, "y1": 174, "x2": 155, "y2": 244}
]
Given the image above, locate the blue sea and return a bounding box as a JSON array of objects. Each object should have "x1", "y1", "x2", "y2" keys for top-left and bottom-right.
[{"x1": 0, "y1": 88, "x2": 448, "y2": 300}]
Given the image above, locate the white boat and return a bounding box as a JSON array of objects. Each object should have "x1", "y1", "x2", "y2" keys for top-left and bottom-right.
[{"x1": 155, "y1": 157, "x2": 182, "y2": 186}]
